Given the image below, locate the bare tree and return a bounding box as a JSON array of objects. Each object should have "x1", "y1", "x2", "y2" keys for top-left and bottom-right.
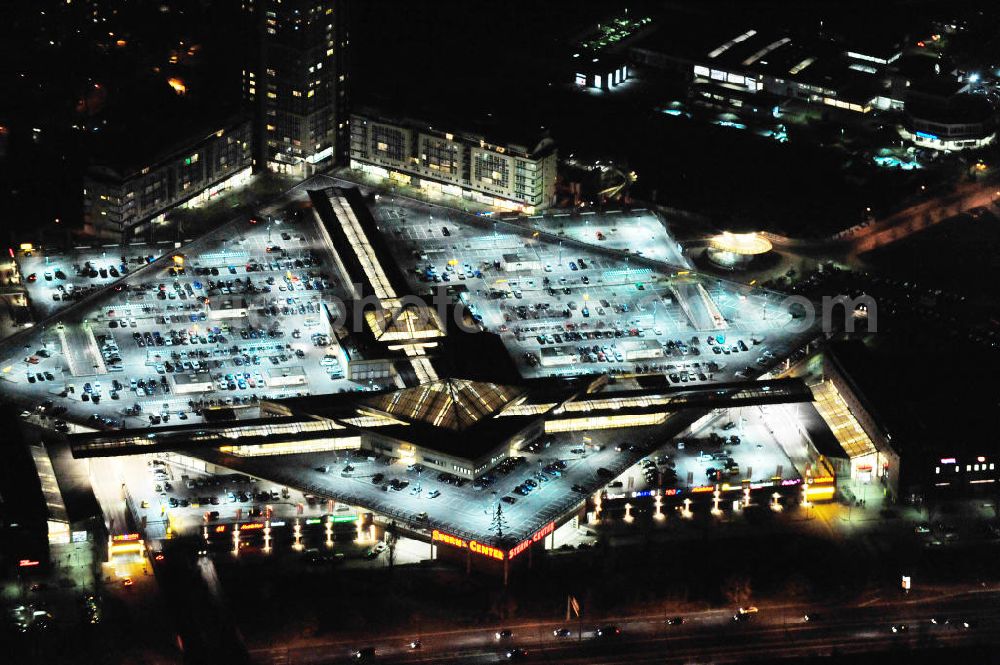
[{"x1": 722, "y1": 573, "x2": 753, "y2": 607}]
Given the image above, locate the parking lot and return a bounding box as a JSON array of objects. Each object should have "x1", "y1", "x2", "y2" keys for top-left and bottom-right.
[
  {"x1": 523, "y1": 208, "x2": 689, "y2": 266},
  {"x1": 205, "y1": 425, "x2": 670, "y2": 543},
  {"x1": 191, "y1": 402, "x2": 813, "y2": 543},
  {"x1": 2, "y1": 206, "x2": 390, "y2": 429},
  {"x1": 613, "y1": 405, "x2": 803, "y2": 499},
  {"x1": 18, "y1": 244, "x2": 167, "y2": 319},
  {"x1": 370, "y1": 195, "x2": 812, "y2": 383},
  {"x1": 108, "y1": 454, "x2": 431, "y2": 565},
  {"x1": 3, "y1": 176, "x2": 817, "y2": 433}
]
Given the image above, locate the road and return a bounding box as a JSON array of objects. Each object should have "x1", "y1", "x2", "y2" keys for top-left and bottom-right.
[{"x1": 250, "y1": 587, "x2": 1000, "y2": 664}]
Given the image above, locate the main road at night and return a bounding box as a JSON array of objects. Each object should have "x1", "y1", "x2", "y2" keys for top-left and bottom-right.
[{"x1": 250, "y1": 586, "x2": 1000, "y2": 664}]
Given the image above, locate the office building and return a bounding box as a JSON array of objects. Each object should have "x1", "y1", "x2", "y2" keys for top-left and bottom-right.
[
  {"x1": 631, "y1": 25, "x2": 906, "y2": 117},
  {"x1": 83, "y1": 118, "x2": 253, "y2": 240},
  {"x1": 349, "y1": 111, "x2": 557, "y2": 212},
  {"x1": 243, "y1": 0, "x2": 350, "y2": 175},
  {"x1": 898, "y1": 78, "x2": 997, "y2": 151}
]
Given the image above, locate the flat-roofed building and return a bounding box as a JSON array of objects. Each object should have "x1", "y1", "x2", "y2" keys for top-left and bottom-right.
[
  {"x1": 207, "y1": 295, "x2": 249, "y2": 319},
  {"x1": 540, "y1": 345, "x2": 579, "y2": 368},
  {"x1": 349, "y1": 111, "x2": 557, "y2": 212},
  {"x1": 898, "y1": 80, "x2": 996, "y2": 151},
  {"x1": 631, "y1": 24, "x2": 907, "y2": 117},
  {"x1": 173, "y1": 371, "x2": 216, "y2": 395},
  {"x1": 83, "y1": 118, "x2": 254, "y2": 241}
]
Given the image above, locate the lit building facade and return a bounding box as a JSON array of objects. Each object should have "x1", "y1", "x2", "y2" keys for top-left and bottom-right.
[
  {"x1": 83, "y1": 119, "x2": 253, "y2": 240},
  {"x1": 349, "y1": 112, "x2": 557, "y2": 212},
  {"x1": 631, "y1": 27, "x2": 906, "y2": 117},
  {"x1": 243, "y1": 0, "x2": 350, "y2": 175},
  {"x1": 898, "y1": 87, "x2": 997, "y2": 152}
]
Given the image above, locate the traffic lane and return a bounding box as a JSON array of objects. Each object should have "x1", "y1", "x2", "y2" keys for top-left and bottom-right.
[
  {"x1": 252, "y1": 591, "x2": 1000, "y2": 664},
  {"x1": 338, "y1": 614, "x2": 999, "y2": 665}
]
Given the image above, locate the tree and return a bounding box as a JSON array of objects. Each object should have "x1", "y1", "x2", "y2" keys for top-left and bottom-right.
[
  {"x1": 722, "y1": 573, "x2": 753, "y2": 607},
  {"x1": 386, "y1": 520, "x2": 398, "y2": 569},
  {"x1": 490, "y1": 503, "x2": 509, "y2": 539}
]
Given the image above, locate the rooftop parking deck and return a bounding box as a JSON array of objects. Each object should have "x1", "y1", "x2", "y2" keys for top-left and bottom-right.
[
  {"x1": 368, "y1": 192, "x2": 816, "y2": 384},
  {"x1": 1, "y1": 202, "x2": 385, "y2": 430}
]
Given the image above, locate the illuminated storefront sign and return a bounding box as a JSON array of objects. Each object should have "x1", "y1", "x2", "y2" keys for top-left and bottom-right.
[
  {"x1": 663, "y1": 488, "x2": 681, "y2": 496},
  {"x1": 18, "y1": 559, "x2": 40, "y2": 568},
  {"x1": 111, "y1": 533, "x2": 140, "y2": 542},
  {"x1": 469, "y1": 540, "x2": 505, "y2": 560},
  {"x1": 432, "y1": 530, "x2": 504, "y2": 561},
  {"x1": 507, "y1": 521, "x2": 555, "y2": 560},
  {"x1": 691, "y1": 485, "x2": 715, "y2": 493},
  {"x1": 238, "y1": 522, "x2": 265, "y2": 531}
]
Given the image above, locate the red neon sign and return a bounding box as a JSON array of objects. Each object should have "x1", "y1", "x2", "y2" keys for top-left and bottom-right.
[
  {"x1": 432, "y1": 529, "x2": 466, "y2": 549},
  {"x1": 432, "y1": 530, "x2": 504, "y2": 560},
  {"x1": 18, "y1": 559, "x2": 40, "y2": 567},
  {"x1": 507, "y1": 521, "x2": 555, "y2": 560},
  {"x1": 469, "y1": 540, "x2": 504, "y2": 561},
  {"x1": 238, "y1": 522, "x2": 265, "y2": 531}
]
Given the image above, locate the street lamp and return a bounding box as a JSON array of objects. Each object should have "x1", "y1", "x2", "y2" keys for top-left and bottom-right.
[{"x1": 711, "y1": 489, "x2": 722, "y2": 516}]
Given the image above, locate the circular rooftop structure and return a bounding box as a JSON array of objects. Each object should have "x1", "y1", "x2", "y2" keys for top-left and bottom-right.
[
  {"x1": 706, "y1": 232, "x2": 773, "y2": 269},
  {"x1": 901, "y1": 93, "x2": 997, "y2": 151}
]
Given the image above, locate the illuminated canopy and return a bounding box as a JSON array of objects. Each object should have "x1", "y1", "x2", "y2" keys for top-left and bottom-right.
[{"x1": 709, "y1": 232, "x2": 773, "y2": 256}]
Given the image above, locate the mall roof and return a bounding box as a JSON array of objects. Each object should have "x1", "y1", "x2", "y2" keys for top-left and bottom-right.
[
  {"x1": 825, "y1": 341, "x2": 1000, "y2": 458},
  {"x1": 309, "y1": 186, "x2": 413, "y2": 301},
  {"x1": 352, "y1": 107, "x2": 557, "y2": 161},
  {"x1": 362, "y1": 378, "x2": 524, "y2": 432},
  {"x1": 634, "y1": 23, "x2": 886, "y2": 97},
  {"x1": 364, "y1": 303, "x2": 446, "y2": 343}
]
